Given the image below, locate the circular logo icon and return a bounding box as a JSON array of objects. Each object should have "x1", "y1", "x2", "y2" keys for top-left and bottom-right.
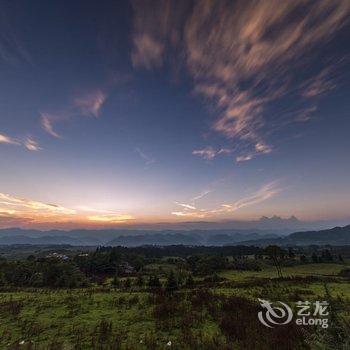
[{"x1": 258, "y1": 298, "x2": 293, "y2": 328}]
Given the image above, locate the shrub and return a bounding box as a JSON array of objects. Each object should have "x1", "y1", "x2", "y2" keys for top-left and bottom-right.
[{"x1": 338, "y1": 268, "x2": 350, "y2": 278}]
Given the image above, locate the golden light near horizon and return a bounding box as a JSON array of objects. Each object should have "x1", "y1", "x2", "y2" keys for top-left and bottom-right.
[
  {"x1": 87, "y1": 214, "x2": 135, "y2": 223},
  {"x1": 0, "y1": 192, "x2": 135, "y2": 228}
]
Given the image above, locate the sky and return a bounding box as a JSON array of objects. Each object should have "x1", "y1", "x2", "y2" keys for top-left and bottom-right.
[{"x1": 0, "y1": 0, "x2": 350, "y2": 229}]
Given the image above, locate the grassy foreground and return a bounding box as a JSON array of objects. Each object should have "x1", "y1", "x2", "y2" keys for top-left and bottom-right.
[{"x1": 0, "y1": 263, "x2": 349, "y2": 349}]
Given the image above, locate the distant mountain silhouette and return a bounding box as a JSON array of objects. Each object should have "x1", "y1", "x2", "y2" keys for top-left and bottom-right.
[
  {"x1": 238, "y1": 225, "x2": 350, "y2": 246},
  {"x1": 107, "y1": 231, "x2": 279, "y2": 247},
  {"x1": 0, "y1": 227, "x2": 280, "y2": 246},
  {"x1": 0, "y1": 235, "x2": 84, "y2": 245},
  {"x1": 287, "y1": 225, "x2": 350, "y2": 245},
  {"x1": 127, "y1": 215, "x2": 350, "y2": 231},
  {"x1": 0, "y1": 222, "x2": 349, "y2": 247},
  {"x1": 123, "y1": 216, "x2": 312, "y2": 231},
  {"x1": 107, "y1": 233, "x2": 200, "y2": 247}
]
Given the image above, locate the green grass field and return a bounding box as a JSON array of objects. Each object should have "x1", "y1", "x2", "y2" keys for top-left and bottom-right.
[
  {"x1": 0, "y1": 262, "x2": 349, "y2": 349},
  {"x1": 219, "y1": 263, "x2": 347, "y2": 280}
]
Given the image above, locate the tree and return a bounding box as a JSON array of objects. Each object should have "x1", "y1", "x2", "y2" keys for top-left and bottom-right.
[
  {"x1": 124, "y1": 278, "x2": 132, "y2": 289},
  {"x1": 27, "y1": 255, "x2": 36, "y2": 262},
  {"x1": 211, "y1": 272, "x2": 221, "y2": 283},
  {"x1": 111, "y1": 274, "x2": 120, "y2": 288},
  {"x1": 166, "y1": 271, "x2": 178, "y2": 294},
  {"x1": 321, "y1": 249, "x2": 333, "y2": 262},
  {"x1": 186, "y1": 274, "x2": 194, "y2": 287},
  {"x1": 148, "y1": 275, "x2": 161, "y2": 289},
  {"x1": 265, "y1": 245, "x2": 285, "y2": 278},
  {"x1": 0, "y1": 271, "x2": 5, "y2": 287},
  {"x1": 300, "y1": 255, "x2": 308, "y2": 264},
  {"x1": 288, "y1": 248, "x2": 295, "y2": 258},
  {"x1": 136, "y1": 275, "x2": 144, "y2": 287}
]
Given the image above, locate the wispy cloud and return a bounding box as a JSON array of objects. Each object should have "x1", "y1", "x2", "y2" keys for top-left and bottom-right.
[
  {"x1": 191, "y1": 190, "x2": 211, "y2": 202},
  {"x1": 0, "y1": 192, "x2": 135, "y2": 227},
  {"x1": 192, "y1": 147, "x2": 232, "y2": 160},
  {"x1": 41, "y1": 89, "x2": 108, "y2": 138},
  {"x1": 173, "y1": 174, "x2": 237, "y2": 217},
  {"x1": 235, "y1": 142, "x2": 272, "y2": 163},
  {"x1": 135, "y1": 148, "x2": 156, "y2": 167},
  {"x1": 41, "y1": 115, "x2": 61, "y2": 138},
  {"x1": 193, "y1": 146, "x2": 246, "y2": 162},
  {"x1": 0, "y1": 133, "x2": 20, "y2": 145},
  {"x1": 74, "y1": 89, "x2": 107, "y2": 117},
  {"x1": 0, "y1": 9, "x2": 32, "y2": 66},
  {"x1": 301, "y1": 68, "x2": 337, "y2": 98},
  {"x1": 132, "y1": 34, "x2": 164, "y2": 69},
  {"x1": 131, "y1": 0, "x2": 188, "y2": 69},
  {"x1": 216, "y1": 182, "x2": 281, "y2": 213},
  {"x1": 192, "y1": 146, "x2": 217, "y2": 160},
  {"x1": 255, "y1": 142, "x2": 272, "y2": 154},
  {"x1": 0, "y1": 193, "x2": 75, "y2": 216},
  {"x1": 172, "y1": 181, "x2": 281, "y2": 218},
  {"x1": 174, "y1": 202, "x2": 196, "y2": 210},
  {"x1": 172, "y1": 189, "x2": 213, "y2": 217},
  {"x1": 131, "y1": 0, "x2": 350, "y2": 162},
  {"x1": 24, "y1": 137, "x2": 41, "y2": 151},
  {"x1": 0, "y1": 133, "x2": 41, "y2": 152},
  {"x1": 236, "y1": 154, "x2": 253, "y2": 163},
  {"x1": 293, "y1": 106, "x2": 318, "y2": 123},
  {"x1": 171, "y1": 211, "x2": 206, "y2": 218}
]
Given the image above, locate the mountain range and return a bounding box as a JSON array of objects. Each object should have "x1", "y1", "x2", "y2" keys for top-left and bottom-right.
[
  {"x1": 106, "y1": 216, "x2": 350, "y2": 231},
  {"x1": 0, "y1": 228, "x2": 278, "y2": 246},
  {"x1": 0, "y1": 222, "x2": 349, "y2": 247},
  {"x1": 238, "y1": 225, "x2": 350, "y2": 246}
]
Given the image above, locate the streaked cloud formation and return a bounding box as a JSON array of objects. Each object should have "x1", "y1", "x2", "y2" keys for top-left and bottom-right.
[
  {"x1": 192, "y1": 147, "x2": 231, "y2": 160},
  {"x1": 131, "y1": 0, "x2": 188, "y2": 68},
  {"x1": 24, "y1": 137, "x2": 41, "y2": 151},
  {"x1": 0, "y1": 193, "x2": 75, "y2": 217},
  {"x1": 172, "y1": 181, "x2": 281, "y2": 218},
  {"x1": 301, "y1": 68, "x2": 337, "y2": 99},
  {"x1": 172, "y1": 187, "x2": 214, "y2": 218},
  {"x1": 191, "y1": 190, "x2": 212, "y2": 202},
  {"x1": 0, "y1": 133, "x2": 40, "y2": 152},
  {"x1": 135, "y1": 148, "x2": 156, "y2": 167},
  {"x1": 192, "y1": 147, "x2": 217, "y2": 160},
  {"x1": 0, "y1": 133, "x2": 19, "y2": 145},
  {"x1": 215, "y1": 182, "x2": 281, "y2": 213},
  {"x1": 236, "y1": 154, "x2": 253, "y2": 163},
  {"x1": 0, "y1": 192, "x2": 133, "y2": 228},
  {"x1": 41, "y1": 89, "x2": 107, "y2": 138},
  {"x1": 174, "y1": 202, "x2": 197, "y2": 210},
  {"x1": 41, "y1": 115, "x2": 61, "y2": 138},
  {"x1": 0, "y1": 9, "x2": 31, "y2": 65},
  {"x1": 132, "y1": 0, "x2": 350, "y2": 162},
  {"x1": 74, "y1": 90, "x2": 107, "y2": 117}
]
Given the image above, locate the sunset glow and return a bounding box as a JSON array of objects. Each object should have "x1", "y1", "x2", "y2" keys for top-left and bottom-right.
[{"x1": 1, "y1": 0, "x2": 350, "y2": 229}]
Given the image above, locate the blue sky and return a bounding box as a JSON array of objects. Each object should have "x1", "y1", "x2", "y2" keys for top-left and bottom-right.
[{"x1": 0, "y1": 0, "x2": 350, "y2": 228}]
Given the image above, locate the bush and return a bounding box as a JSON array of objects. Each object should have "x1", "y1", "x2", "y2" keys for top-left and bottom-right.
[
  {"x1": 232, "y1": 260, "x2": 262, "y2": 271},
  {"x1": 338, "y1": 268, "x2": 350, "y2": 278}
]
